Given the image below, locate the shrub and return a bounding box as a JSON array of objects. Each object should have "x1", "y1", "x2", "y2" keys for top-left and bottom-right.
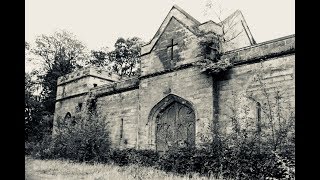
[
  {"x1": 51, "y1": 113, "x2": 111, "y2": 162},
  {"x1": 25, "y1": 134, "x2": 53, "y2": 159},
  {"x1": 109, "y1": 148, "x2": 132, "y2": 166},
  {"x1": 109, "y1": 148, "x2": 159, "y2": 167},
  {"x1": 50, "y1": 96, "x2": 112, "y2": 163},
  {"x1": 129, "y1": 149, "x2": 159, "y2": 167},
  {"x1": 156, "y1": 147, "x2": 197, "y2": 174}
]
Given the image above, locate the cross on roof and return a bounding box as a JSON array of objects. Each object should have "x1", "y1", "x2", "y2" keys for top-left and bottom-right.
[{"x1": 167, "y1": 39, "x2": 178, "y2": 60}]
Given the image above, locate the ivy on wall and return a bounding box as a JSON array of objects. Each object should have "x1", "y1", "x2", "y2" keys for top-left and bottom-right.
[{"x1": 194, "y1": 34, "x2": 233, "y2": 75}]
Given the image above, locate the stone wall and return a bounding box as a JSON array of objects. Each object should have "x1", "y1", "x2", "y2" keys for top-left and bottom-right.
[
  {"x1": 141, "y1": 5, "x2": 200, "y2": 56},
  {"x1": 140, "y1": 17, "x2": 203, "y2": 77},
  {"x1": 53, "y1": 34, "x2": 295, "y2": 150},
  {"x1": 95, "y1": 89, "x2": 139, "y2": 149},
  {"x1": 53, "y1": 95, "x2": 87, "y2": 135},
  {"x1": 56, "y1": 67, "x2": 119, "y2": 101},
  {"x1": 138, "y1": 66, "x2": 214, "y2": 149},
  {"x1": 216, "y1": 35, "x2": 295, "y2": 138}
]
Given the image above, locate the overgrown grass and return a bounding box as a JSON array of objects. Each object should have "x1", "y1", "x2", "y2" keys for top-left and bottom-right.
[{"x1": 25, "y1": 156, "x2": 223, "y2": 180}]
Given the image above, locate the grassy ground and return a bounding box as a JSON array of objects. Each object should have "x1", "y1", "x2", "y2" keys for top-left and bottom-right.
[{"x1": 25, "y1": 156, "x2": 223, "y2": 180}]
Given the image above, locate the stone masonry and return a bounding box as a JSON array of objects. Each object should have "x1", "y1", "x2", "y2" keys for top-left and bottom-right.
[{"x1": 53, "y1": 5, "x2": 295, "y2": 151}]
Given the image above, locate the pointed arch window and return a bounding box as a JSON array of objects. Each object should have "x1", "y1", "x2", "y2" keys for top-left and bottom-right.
[{"x1": 64, "y1": 112, "x2": 71, "y2": 120}]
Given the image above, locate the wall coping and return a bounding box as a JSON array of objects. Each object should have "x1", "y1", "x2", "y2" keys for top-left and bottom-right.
[
  {"x1": 221, "y1": 34, "x2": 295, "y2": 65},
  {"x1": 224, "y1": 34, "x2": 295, "y2": 55},
  {"x1": 57, "y1": 67, "x2": 120, "y2": 86},
  {"x1": 91, "y1": 78, "x2": 140, "y2": 98}
]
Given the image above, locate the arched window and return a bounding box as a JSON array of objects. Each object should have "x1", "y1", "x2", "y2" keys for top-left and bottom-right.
[
  {"x1": 64, "y1": 112, "x2": 76, "y2": 126},
  {"x1": 64, "y1": 112, "x2": 71, "y2": 120}
]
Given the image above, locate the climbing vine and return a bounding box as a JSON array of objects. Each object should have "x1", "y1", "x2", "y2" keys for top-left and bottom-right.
[{"x1": 194, "y1": 34, "x2": 233, "y2": 75}]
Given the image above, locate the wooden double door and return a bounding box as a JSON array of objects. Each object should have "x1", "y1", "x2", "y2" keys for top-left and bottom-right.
[{"x1": 156, "y1": 101, "x2": 195, "y2": 152}]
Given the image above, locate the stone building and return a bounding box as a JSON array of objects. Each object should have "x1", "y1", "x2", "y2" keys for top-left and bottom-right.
[{"x1": 53, "y1": 5, "x2": 295, "y2": 152}]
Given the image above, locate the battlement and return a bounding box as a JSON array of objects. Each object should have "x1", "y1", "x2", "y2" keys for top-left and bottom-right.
[
  {"x1": 56, "y1": 67, "x2": 121, "y2": 101},
  {"x1": 91, "y1": 78, "x2": 140, "y2": 98},
  {"x1": 57, "y1": 66, "x2": 120, "y2": 86}
]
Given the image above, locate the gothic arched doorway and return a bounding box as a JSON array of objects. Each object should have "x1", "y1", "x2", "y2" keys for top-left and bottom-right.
[{"x1": 150, "y1": 95, "x2": 196, "y2": 152}]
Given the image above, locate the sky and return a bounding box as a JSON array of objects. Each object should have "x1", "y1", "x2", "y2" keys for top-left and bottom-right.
[{"x1": 25, "y1": 0, "x2": 295, "y2": 51}]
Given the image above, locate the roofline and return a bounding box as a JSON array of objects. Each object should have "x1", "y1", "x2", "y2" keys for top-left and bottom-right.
[
  {"x1": 219, "y1": 9, "x2": 241, "y2": 25},
  {"x1": 199, "y1": 20, "x2": 221, "y2": 27},
  {"x1": 142, "y1": 5, "x2": 201, "y2": 48},
  {"x1": 141, "y1": 16, "x2": 207, "y2": 56},
  {"x1": 172, "y1": 4, "x2": 200, "y2": 25},
  {"x1": 223, "y1": 34, "x2": 295, "y2": 55},
  {"x1": 238, "y1": 11, "x2": 256, "y2": 44}
]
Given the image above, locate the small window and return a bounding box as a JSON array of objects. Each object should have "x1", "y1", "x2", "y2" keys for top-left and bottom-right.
[
  {"x1": 64, "y1": 112, "x2": 71, "y2": 120},
  {"x1": 120, "y1": 118, "x2": 124, "y2": 139},
  {"x1": 93, "y1": 83, "x2": 98, "y2": 87},
  {"x1": 78, "y1": 103, "x2": 83, "y2": 111}
]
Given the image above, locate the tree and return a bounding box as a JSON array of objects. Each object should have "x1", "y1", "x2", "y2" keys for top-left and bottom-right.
[
  {"x1": 86, "y1": 47, "x2": 109, "y2": 68},
  {"x1": 31, "y1": 30, "x2": 88, "y2": 115},
  {"x1": 108, "y1": 37, "x2": 144, "y2": 77},
  {"x1": 25, "y1": 72, "x2": 46, "y2": 142}
]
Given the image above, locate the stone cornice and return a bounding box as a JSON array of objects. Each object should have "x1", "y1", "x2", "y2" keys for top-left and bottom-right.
[
  {"x1": 221, "y1": 34, "x2": 295, "y2": 65},
  {"x1": 57, "y1": 74, "x2": 115, "y2": 86},
  {"x1": 92, "y1": 78, "x2": 140, "y2": 98},
  {"x1": 55, "y1": 92, "x2": 88, "y2": 102}
]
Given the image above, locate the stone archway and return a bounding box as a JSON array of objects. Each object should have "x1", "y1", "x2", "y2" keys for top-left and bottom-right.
[{"x1": 149, "y1": 94, "x2": 196, "y2": 152}]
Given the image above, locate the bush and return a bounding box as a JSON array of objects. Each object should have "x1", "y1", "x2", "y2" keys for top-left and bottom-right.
[
  {"x1": 152, "y1": 141, "x2": 294, "y2": 179},
  {"x1": 156, "y1": 147, "x2": 199, "y2": 174},
  {"x1": 51, "y1": 96, "x2": 112, "y2": 163},
  {"x1": 25, "y1": 134, "x2": 53, "y2": 159},
  {"x1": 109, "y1": 148, "x2": 132, "y2": 166},
  {"x1": 51, "y1": 112, "x2": 111, "y2": 163},
  {"x1": 109, "y1": 148, "x2": 159, "y2": 167},
  {"x1": 129, "y1": 149, "x2": 159, "y2": 167},
  {"x1": 25, "y1": 135, "x2": 294, "y2": 179}
]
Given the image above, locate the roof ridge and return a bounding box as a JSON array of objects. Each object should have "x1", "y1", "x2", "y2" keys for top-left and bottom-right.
[
  {"x1": 141, "y1": 5, "x2": 201, "y2": 48},
  {"x1": 172, "y1": 4, "x2": 201, "y2": 25},
  {"x1": 220, "y1": 9, "x2": 241, "y2": 24},
  {"x1": 200, "y1": 20, "x2": 221, "y2": 26},
  {"x1": 141, "y1": 16, "x2": 202, "y2": 56}
]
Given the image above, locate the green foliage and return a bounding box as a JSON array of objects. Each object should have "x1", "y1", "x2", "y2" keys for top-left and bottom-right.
[
  {"x1": 26, "y1": 30, "x2": 89, "y2": 144},
  {"x1": 32, "y1": 30, "x2": 87, "y2": 115},
  {"x1": 128, "y1": 149, "x2": 160, "y2": 167},
  {"x1": 109, "y1": 149, "x2": 159, "y2": 167},
  {"x1": 88, "y1": 49, "x2": 109, "y2": 68},
  {"x1": 25, "y1": 134, "x2": 54, "y2": 159},
  {"x1": 195, "y1": 35, "x2": 233, "y2": 75},
  {"x1": 50, "y1": 97, "x2": 111, "y2": 163},
  {"x1": 156, "y1": 147, "x2": 197, "y2": 174},
  {"x1": 194, "y1": 58, "x2": 232, "y2": 75},
  {"x1": 25, "y1": 72, "x2": 53, "y2": 142},
  {"x1": 108, "y1": 37, "x2": 144, "y2": 77}
]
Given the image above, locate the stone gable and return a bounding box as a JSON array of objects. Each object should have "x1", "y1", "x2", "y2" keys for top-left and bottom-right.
[{"x1": 141, "y1": 17, "x2": 202, "y2": 76}]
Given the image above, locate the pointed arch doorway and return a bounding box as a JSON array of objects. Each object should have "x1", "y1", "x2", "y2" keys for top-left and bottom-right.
[{"x1": 149, "y1": 94, "x2": 196, "y2": 152}]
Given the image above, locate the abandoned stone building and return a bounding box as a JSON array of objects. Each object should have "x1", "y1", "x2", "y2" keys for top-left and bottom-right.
[{"x1": 53, "y1": 5, "x2": 295, "y2": 152}]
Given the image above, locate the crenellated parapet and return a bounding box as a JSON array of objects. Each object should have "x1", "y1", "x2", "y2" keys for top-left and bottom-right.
[{"x1": 56, "y1": 67, "x2": 120, "y2": 101}]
